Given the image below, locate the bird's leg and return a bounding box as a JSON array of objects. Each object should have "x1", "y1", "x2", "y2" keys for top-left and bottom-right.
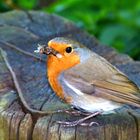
[
  {"x1": 56, "y1": 104, "x2": 93, "y2": 116},
  {"x1": 61, "y1": 110, "x2": 91, "y2": 116},
  {"x1": 58, "y1": 110, "x2": 81, "y2": 116},
  {"x1": 56, "y1": 111, "x2": 101, "y2": 127},
  {"x1": 56, "y1": 106, "x2": 86, "y2": 116},
  {"x1": 55, "y1": 106, "x2": 73, "y2": 112}
]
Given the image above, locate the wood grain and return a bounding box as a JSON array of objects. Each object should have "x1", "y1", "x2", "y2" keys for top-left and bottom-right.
[{"x1": 0, "y1": 10, "x2": 140, "y2": 140}]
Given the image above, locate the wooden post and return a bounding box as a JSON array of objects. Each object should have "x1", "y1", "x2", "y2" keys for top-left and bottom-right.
[{"x1": 0, "y1": 10, "x2": 140, "y2": 140}]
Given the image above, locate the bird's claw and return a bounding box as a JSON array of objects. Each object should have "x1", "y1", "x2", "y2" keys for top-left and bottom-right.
[
  {"x1": 56, "y1": 120, "x2": 81, "y2": 127},
  {"x1": 55, "y1": 111, "x2": 101, "y2": 127},
  {"x1": 80, "y1": 121, "x2": 99, "y2": 127},
  {"x1": 56, "y1": 120, "x2": 99, "y2": 127}
]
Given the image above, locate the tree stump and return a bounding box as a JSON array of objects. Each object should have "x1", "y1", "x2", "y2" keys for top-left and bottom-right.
[{"x1": 0, "y1": 10, "x2": 140, "y2": 140}]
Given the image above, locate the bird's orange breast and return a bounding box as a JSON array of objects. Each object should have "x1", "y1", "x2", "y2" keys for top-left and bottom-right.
[{"x1": 47, "y1": 54, "x2": 80, "y2": 100}]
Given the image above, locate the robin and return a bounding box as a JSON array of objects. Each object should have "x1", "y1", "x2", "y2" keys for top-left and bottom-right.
[{"x1": 35, "y1": 37, "x2": 140, "y2": 126}]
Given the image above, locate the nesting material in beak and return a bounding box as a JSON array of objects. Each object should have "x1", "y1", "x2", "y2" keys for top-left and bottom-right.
[{"x1": 34, "y1": 44, "x2": 62, "y2": 58}]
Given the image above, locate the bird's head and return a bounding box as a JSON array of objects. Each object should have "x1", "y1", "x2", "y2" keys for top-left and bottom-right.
[{"x1": 36, "y1": 37, "x2": 89, "y2": 74}]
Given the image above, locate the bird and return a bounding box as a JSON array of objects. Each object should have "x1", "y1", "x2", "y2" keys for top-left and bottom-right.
[{"x1": 34, "y1": 37, "x2": 140, "y2": 126}]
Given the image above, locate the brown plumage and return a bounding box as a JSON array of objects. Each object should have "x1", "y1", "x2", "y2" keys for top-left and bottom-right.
[{"x1": 35, "y1": 37, "x2": 140, "y2": 126}]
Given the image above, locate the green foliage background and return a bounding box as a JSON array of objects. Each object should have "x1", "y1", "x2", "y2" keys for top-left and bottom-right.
[{"x1": 0, "y1": 0, "x2": 140, "y2": 60}]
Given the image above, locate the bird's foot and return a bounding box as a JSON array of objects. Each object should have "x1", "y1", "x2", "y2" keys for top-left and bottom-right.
[
  {"x1": 56, "y1": 120, "x2": 99, "y2": 127},
  {"x1": 56, "y1": 107, "x2": 90, "y2": 116},
  {"x1": 56, "y1": 111, "x2": 101, "y2": 127}
]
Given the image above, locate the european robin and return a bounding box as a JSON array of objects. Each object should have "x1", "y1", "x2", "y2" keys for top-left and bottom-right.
[{"x1": 35, "y1": 37, "x2": 140, "y2": 126}]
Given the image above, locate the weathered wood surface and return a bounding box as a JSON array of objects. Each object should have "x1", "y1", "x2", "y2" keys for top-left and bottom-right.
[{"x1": 0, "y1": 10, "x2": 140, "y2": 140}]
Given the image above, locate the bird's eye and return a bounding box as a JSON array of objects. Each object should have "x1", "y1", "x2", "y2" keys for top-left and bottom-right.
[{"x1": 65, "y1": 47, "x2": 72, "y2": 53}]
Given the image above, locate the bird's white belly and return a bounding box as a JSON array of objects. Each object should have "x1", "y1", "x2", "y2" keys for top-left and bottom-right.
[
  {"x1": 63, "y1": 80, "x2": 121, "y2": 114},
  {"x1": 73, "y1": 95, "x2": 121, "y2": 113}
]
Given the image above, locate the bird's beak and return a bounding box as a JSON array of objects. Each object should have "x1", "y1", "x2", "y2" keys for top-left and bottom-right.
[{"x1": 34, "y1": 44, "x2": 62, "y2": 58}]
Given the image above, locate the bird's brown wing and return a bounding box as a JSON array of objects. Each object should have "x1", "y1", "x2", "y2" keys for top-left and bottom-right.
[{"x1": 64, "y1": 53, "x2": 140, "y2": 107}]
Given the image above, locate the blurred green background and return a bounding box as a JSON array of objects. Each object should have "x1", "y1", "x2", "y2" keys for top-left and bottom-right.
[{"x1": 0, "y1": 0, "x2": 140, "y2": 60}]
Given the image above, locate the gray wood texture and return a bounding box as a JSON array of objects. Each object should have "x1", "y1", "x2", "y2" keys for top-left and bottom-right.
[{"x1": 0, "y1": 10, "x2": 140, "y2": 140}]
